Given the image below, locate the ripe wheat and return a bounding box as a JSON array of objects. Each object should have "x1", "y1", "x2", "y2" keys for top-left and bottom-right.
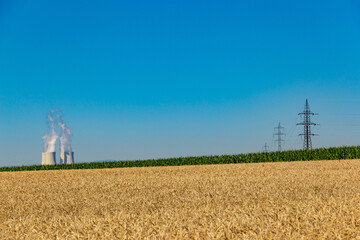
[{"x1": 1, "y1": 160, "x2": 360, "y2": 239}]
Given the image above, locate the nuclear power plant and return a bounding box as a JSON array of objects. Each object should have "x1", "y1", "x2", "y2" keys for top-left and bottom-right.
[
  {"x1": 42, "y1": 110, "x2": 74, "y2": 165},
  {"x1": 41, "y1": 152, "x2": 56, "y2": 165},
  {"x1": 60, "y1": 152, "x2": 74, "y2": 164},
  {"x1": 41, "y1": 152, "x2": 74, "y2": 165}
]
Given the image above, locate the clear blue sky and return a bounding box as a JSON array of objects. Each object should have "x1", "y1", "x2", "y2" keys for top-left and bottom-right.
[{"x1": 1, "y1": 0, "x2": 360, "y2": 167}]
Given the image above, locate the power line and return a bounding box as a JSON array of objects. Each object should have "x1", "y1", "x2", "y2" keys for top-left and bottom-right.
[
  {"x1": 297, "y1": 99, "x2": 319, "y2": 150},
  {"x1": 273, "y1": 122, "x2": 285, "y2": 151},
  {"x1": 321, "y1": 114, "x2": 360, "y2": 116},
  {"x1": 286, "y1": 114, "x2": 301, "y2": 151},
  {"x1": 321, "y1": 134, "x2": 360, "y2": 136},
  {"x1": 321, "y1": 124, "x2": 360, "y2": 126}
]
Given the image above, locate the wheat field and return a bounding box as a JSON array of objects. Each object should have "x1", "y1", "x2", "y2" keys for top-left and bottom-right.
[{"x1": 1, "y1": 160, "x2": 360, "y2": 239}]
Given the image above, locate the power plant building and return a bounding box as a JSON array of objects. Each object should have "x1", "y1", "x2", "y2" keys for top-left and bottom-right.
[
  {"x1": 60, "y1": 152, "x2": 74, "y2": 164},
  {"x1": 41, "y1": 152, "x2": 74, "y2": 165},
  {"x1": 41, "y1": 152, "x2": 56, "y2": 165}
]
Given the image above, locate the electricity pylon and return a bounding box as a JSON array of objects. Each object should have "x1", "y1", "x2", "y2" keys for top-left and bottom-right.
[
  {"x1": 274, "y1": 122, "x2": 285, "y2": 152},
  {"x1": 297, "y1": 99, "x2": 318, "y2": 149},
  {"x1": 263, "y1": 143, "x2": 269, "y2": 153}
]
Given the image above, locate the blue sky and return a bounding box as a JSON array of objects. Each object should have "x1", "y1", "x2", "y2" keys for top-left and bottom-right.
[{"x1": 0, "y1": 0, "x2": 360, "y2": 166}]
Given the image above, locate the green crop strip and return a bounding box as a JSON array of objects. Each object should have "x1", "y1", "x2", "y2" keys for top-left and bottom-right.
[{"x1": 1, "y1": 146, "x2": 360, "y2": 172}]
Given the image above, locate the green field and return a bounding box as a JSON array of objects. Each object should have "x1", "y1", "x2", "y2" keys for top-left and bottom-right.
[{"x1": 1, "y1": 146, "x2": 360, "y2": 172}]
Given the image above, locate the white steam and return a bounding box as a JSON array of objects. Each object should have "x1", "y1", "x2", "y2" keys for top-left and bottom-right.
[
  {"x1": 42, "y1": 110, "x2": 59, "y2": 152},
  {"x1": 42, "y1": 109, "x2": 72, "y2": 153},
  {"x1": 57, "y1": 114, "x2": 72, "y2": 152}
]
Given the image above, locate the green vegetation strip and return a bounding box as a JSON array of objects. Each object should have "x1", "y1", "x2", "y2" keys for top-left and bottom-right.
[{"x1": 1, "y1": 146, "x2": 360, "y2": 172}]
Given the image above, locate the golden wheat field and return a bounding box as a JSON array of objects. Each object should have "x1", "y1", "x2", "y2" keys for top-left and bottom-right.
[{"x1": 1, "y1": 160, "x2": 360, "y2": 239}]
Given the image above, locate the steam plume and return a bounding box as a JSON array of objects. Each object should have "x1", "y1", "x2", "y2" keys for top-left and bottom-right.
[
  {"x1": 42, "y1": 110, "x2": 59, "y2": 152},
  {"x1": 57, "y1": 114, "x2": 72, "y2": 152}
]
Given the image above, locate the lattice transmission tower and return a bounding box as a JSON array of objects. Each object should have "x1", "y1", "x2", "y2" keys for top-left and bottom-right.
[
  {"x1": 263, "y1": 143, "x2": 269, "y2": 153},
  {"x1": 297, "y1": 99, "x2": 319, "y2": 149},
  {"x1": 274, "y1": 122, "x2": 285, "y2": 151}
]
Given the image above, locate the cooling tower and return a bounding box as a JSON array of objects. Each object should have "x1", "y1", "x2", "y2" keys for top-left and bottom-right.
[
  {"x1": 42, "y1": 152, "x2": 56, "y2": 165},
  {"x1": 60, "y1": 152, "x2": 65, "y2": 164},
  {"x1": 60, "y1": 152, "x2": 74, "y2": 164}
]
